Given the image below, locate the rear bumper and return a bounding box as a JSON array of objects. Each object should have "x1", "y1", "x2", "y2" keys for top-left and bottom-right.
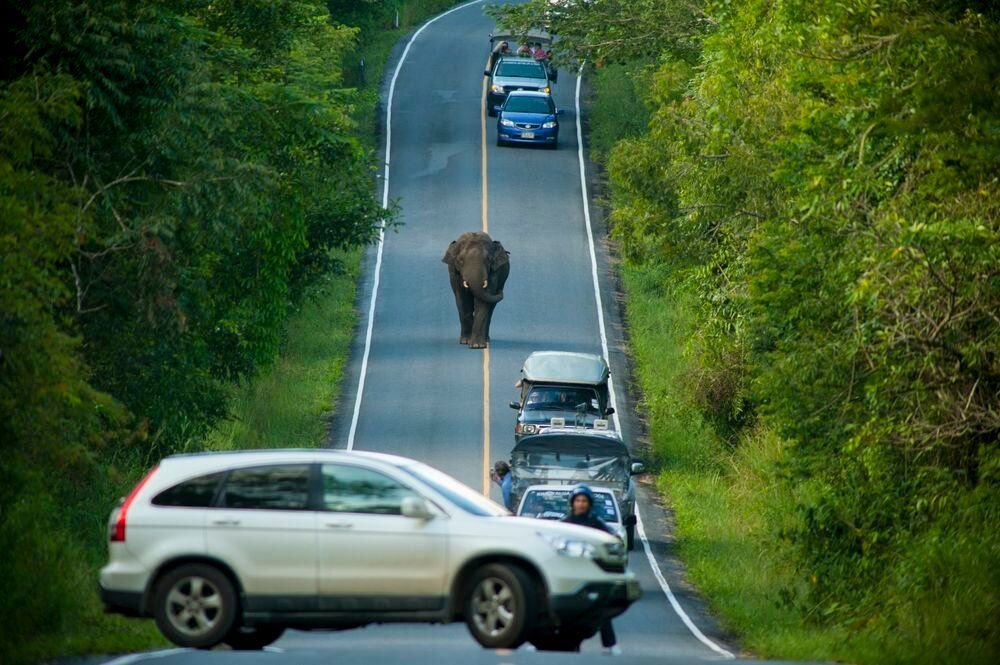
[
  {"x1": 549, "y1": 578, "x2": 640, "y2": 628},
  {"x1": 100, "y1": 585, "x2": 145, "y2": 617}
]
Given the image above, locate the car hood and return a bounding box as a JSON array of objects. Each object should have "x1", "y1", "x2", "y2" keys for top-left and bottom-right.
[
  {"x1": 494, "y1": 75, "x2": 548, "y2": 88},
  {"x1": 497, "y1": 515, "x2": 621, "y2": 543},
  {"x1": 501, "y1": 111, "x2": 556, "y2": 124}
]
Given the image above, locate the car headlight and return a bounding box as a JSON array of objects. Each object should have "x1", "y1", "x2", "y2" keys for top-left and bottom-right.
[
  {"x1": 542, "y1": 121, "x2": 557, "y2": 129},
  {"x1": 522, "y1": 423, "x2": 538, "y2": 434},
  {"x1": 539, "y1": 532, "x2": 597, "y2": 559},
  {"x1": 500, "y1": 118, "x2": 515, "y2": 127},
  {"x1": 491, "y1": 84, "x2": 504, "y2": 93}
]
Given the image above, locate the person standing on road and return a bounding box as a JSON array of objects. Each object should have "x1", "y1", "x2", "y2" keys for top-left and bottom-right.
[
  {"x1": 491, "y1": 460, "x2": 514, "y2": 510},
  {"x1": 563, "y1": 485, "x2": 622, "y2": 655}
]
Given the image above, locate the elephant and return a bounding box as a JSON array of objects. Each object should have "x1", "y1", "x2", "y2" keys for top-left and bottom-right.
[{"x1": 442, "y1": 232, "x2": 510, "y2": 349}]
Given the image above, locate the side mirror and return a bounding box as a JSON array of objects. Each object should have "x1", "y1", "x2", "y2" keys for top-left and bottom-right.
[
  {"x1": 630, "y1": 461, "x2": 646, "y2": 475},
  {"x1": 604, "y1": 406, "x2": 614, "y2": 415},
  {"x1": 493, "y1": 105, "x2": 502, "y2": 113},
  {"x1": 623, "y1": 514, "x2": 637, "y2": 526},
  {"x1": 401, "y1": 496, "x2": 435, "y2": 520},
  {"x1": 484, "y1": 70, "x2": 491, "y2": 76},
  {"x1": 555, "y1": 108, "x2": 564, "y2": 115},
  {"x1": 509, "y1": 401, "x2": 521, "y2": 410}
]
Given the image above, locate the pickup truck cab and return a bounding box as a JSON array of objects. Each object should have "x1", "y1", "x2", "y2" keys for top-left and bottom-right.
[{"x1": 485, "y1": 56, "x2": 551, "y2": 116}]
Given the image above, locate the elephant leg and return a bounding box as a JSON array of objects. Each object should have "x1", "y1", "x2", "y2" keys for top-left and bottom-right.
[
  {"x1": 458, "y1": 291, "x2": 474, "y2": 344},
  {"x1": 449, "y1": 270, "x2": 474, "y2": 344},
  {"x1": 482, "y1": 301, "x2": 497, "y2": 343},
  {"x1": 469, "y1": 298, "x2": 499, "y2": 349},
  {"x1": 468, "y1": 302, "x2": 489, "y2": 349}
]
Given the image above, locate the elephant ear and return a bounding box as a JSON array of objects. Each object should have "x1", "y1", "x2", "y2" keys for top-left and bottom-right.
[
  {"x1": 442, "y1": 240, "x2": 461, "y2": 267},
  {"x1": 490, "y1": 241, "x2": 509, "y2": 269}
]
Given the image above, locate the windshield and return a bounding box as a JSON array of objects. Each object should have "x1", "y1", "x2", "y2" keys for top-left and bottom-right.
[
  {"x1": 522, "y1": 386, "x2": 600, "y2": 423},
  {"x1": 400, "y1": 463, "x2": 508, "y2": 517},
  {"x1": 496, "y1": 62, "x2": 546, "y2": 79},
  {"x1": 504, "y1": 96, "x2": 553, "y2": 114},
  {"x1": 519, "y1": 489, "x2": 620, "y2": 522}
]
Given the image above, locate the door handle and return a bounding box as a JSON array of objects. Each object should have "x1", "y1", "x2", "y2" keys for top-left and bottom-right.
[
  {"x1": 211, "y1": 519, "x2": 241, "y2": 526},
  {"x1": 325, "y1": 522, "x2": 354, "y2": 529}
]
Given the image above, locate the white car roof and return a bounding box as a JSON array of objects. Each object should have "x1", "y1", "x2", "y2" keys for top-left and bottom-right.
[
  {"x1": 145, "y1": 448, "x2": 416, "y2": 491},
  {"x1": 521, "y1": 351, "x2": 610, "y2": 385}
]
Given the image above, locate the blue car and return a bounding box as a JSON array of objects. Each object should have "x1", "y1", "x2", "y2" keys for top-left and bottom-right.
[{"x1": 496, "y1": 90, "x2": 560, "y2": 149}]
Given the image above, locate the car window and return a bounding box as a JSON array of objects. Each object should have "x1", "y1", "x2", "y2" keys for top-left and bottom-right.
[
  {"x1": 322, "y1": 464, "x2": 417, "y2": 515},
  {"x1": 496, "y1": 62, "x2": 546, "y2": 79},
  {"x1": 220, "y1": 465, "x2": 310, "y2": 510},
  {"x1": 504, "y1": 96, "x2": 553, "y2": 114},
  {"x1": 152, "y1": 472, "x2": 224, "y2": 508}
]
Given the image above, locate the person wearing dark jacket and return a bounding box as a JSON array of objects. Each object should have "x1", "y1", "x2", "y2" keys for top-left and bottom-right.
[{"x1": 561, "y1": 485, "x2": 621, "y2": 654}]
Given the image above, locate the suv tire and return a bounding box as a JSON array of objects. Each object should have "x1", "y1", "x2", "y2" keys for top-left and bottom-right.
[
  {"x1": 152, "y1": 563, "x2": 238, "y2": 649},
  {"x1": 463, "y1": 563, "x2": 537, "y2": 649},
  {"x1": 223, "y1": 624, "x2": 285, "y2": 650}
]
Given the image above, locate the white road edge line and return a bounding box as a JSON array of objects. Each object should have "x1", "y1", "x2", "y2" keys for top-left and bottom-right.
[
  {"x1": 100, "y1": 648, "x2": 192, "y2": 665},
  {"x1": 347, "y1": 0, "x2": 486, "y2": 451},
  {"x1": 574, "y1": 70, "x2": 736, "y2": 660}
]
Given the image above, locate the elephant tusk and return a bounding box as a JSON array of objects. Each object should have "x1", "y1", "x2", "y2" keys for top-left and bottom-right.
[{"x1": 462, "y1": 280, "x2": 469, "y2": 288}]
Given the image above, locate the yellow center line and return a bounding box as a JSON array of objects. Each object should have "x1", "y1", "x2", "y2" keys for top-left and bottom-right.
[{"x1": 481, "y1": 59, "x2": 491, "y2": 497}]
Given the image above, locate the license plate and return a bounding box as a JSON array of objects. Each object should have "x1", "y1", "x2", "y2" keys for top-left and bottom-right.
[{"x1": 521, "y1": 131, "x2": 535, "y2": 139}]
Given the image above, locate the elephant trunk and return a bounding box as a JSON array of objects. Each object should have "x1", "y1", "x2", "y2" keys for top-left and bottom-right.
[{"x1": 467, "y1": 281, "x2": 503, "y2": 304}]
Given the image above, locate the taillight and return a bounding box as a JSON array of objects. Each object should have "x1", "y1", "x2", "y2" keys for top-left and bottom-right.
[{"x1": 110, "y1": 465, "x2": 158, "y2": 542}]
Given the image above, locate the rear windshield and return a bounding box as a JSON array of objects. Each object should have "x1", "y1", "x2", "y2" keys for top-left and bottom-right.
[
  {"x1": 504, "y1": 96, "x2": 553, "y2": 114},
  {"x1": 496, "y1": 61, "x2": 546, "y2": 79}
]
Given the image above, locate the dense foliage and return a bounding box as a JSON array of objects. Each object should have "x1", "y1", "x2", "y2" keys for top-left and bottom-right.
[
  {"x1": 498, "y1": 0, "x2": 999, "y2": 661},
  {"x1": 0, "y1": 0, "x2": 397, "y2": 660}
]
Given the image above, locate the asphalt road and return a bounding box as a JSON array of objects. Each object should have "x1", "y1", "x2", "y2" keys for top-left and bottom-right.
[{"x1": 75, "y1": 2, "x2": 806, "y2": 664}]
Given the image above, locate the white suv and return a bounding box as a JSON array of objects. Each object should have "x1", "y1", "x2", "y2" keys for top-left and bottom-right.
[{"x1": 100, "y1": 449, "x2": 639, "y2": 651}]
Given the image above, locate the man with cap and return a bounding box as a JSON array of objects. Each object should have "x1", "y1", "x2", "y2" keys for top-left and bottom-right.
[{"x1": 562, "y1": 484, "x2": 621, "y2": 654}]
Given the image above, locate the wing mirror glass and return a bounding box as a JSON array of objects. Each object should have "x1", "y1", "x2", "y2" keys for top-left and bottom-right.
[
  {"x1": 509, "y1": 401, "x2": 521, "y2": 410},
  {"x1": 401, "y1": 496, "x2": 434, "y2": 520},
  {"x1": 630, "y1": 461, "x2": 646, "y2": 475}
]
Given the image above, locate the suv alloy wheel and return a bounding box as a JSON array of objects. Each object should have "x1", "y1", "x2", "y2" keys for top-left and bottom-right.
[
  {"x1": 463, "y1": 563, "x2": 537, "y2": 648},
  {"x1": 153, "y1": 563, "x2": 238, "y2": 648}
]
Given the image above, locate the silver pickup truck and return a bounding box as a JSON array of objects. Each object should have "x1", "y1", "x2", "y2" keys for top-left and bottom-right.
[{"x1": 485, "y1": 56, "x2": 552, "y2": 116}]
